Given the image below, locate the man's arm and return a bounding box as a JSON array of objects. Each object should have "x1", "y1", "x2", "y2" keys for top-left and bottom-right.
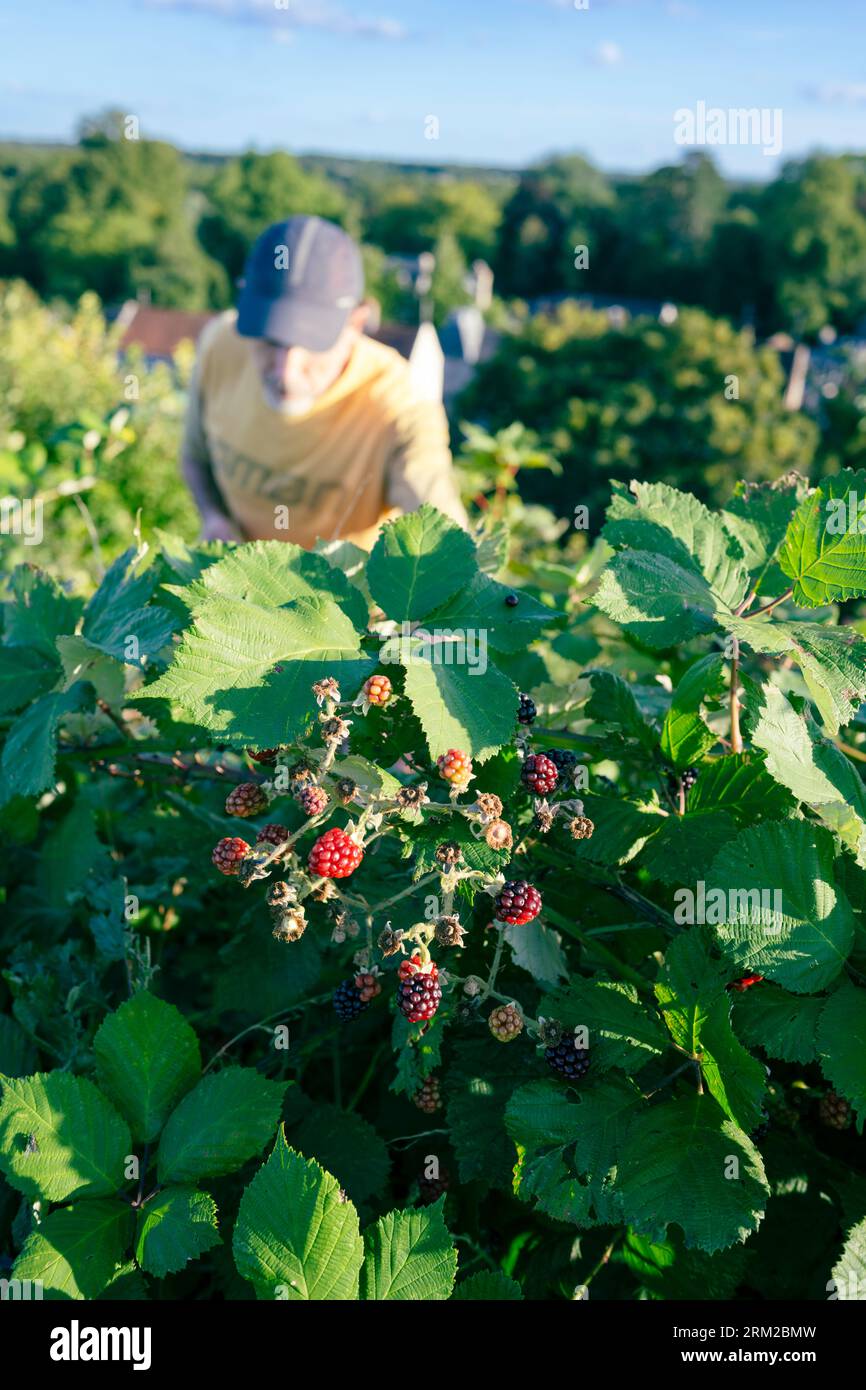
[
  {"x1": 181, "y1": 348, "x2": 242, "y2": 542},
  {"x1": 385, "y1": 396, "x2": 470, "y2": 530}
]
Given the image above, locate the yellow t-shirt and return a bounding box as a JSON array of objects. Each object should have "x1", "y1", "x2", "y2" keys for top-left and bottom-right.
[{"x1": 182, "y1": 310, "x2": 468, "y2": 550}]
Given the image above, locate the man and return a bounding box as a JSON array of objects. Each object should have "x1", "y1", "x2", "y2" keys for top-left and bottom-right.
[{"x1": 181, "y1": 214, "x2": 468, "y2": 549}]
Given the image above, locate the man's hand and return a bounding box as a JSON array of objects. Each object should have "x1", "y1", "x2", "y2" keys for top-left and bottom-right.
[{"x1": 200, "y1": 510, "x2": 243, "y2": 543}]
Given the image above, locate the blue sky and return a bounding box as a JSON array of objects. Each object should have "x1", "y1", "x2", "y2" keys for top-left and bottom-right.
[{"x1": 1, "y1": 0, "x2": 864, "y2": 176}]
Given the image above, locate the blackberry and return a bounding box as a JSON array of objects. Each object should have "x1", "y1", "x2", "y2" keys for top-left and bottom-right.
[
  {"x1": 363, "y1": 673, "x2": 392, "y2": 706},
  {"x1": 225, "y1": 782, "x2": 268, "y2": 818},
  {"x1": 333, "y1": 977, "x2": 370, "y2": 1021},
  {"x1": 495, "y1": 880, "x2": 542, "y2": 926},
  {"x1": 819, "y1": 1091, "x2": 851, "y2": 1130},
  {"x1": 212, "y1": 837, "x2": 250, "y2": 876},
  {"x1": 413, "y1": 1077, "x2": 442, "y2": 1114},
  {"x1": 545, "y1": 1037, "x2": 590, "y2": 1081},
  {"x1": 397, "y1": 963, "x2": 443, "y2": 1023},
  {"x1": 256, "y1": 823, "x2": 290, "y2": 848},
  {"x1": 418, "y1": 1168, "x2": 450, "y2": 1205},
  {"x1": 547, "y1": 747, "x2": 578, "y2": 774},
  {"x1": 437, "y1": 748, "x2": 473, "y2": 787},
  {"x1": 296, "y1": 784, "x2": 329, "y2": 818},
  {"x1": 682, "y1": 766, "x2": 699, "y2": 789},
  {"x1": 517, "y1": 693, "x2": 537, "y2": 726},
  {"x1": 489, "y1": 1003, "x2": 524, "y2": 1042},
  {"x1": 504, "y1": 594, "x2": 519, "y2": 608},
  {"x1": 308, "y1": 826, "x2": 363, "y2": 879},
  {"x1": 521, "y1": 753, "x2": 558, "y2": 797}
]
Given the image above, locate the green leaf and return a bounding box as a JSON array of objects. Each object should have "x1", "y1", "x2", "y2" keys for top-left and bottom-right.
[
  {"x1": 655, "y1": 933, "x2": 767, "y2": 1131},
  {"x1": 233, "y1": 1129, "x2": 364, "y2": 1300},
  {"x1": 157, "y1": 1069, "x2": 286, "y2": 1183},
  {"x1": 504, "y1": 919, "x2": 568, "y2": 987},
  {"x1": 135, "y1": 1185, "x2": 221, "y2": 1278},
  {"x1": 817, "y1": 983, "x2": 866, "y2": 1130},
  {"x1": 0, "y1": 645, "x2": 59, "y2": 714},
  {"x1": 685, "y1": 753, "x2": 796, "y2": 826},
  {"x1": 191, "y1": 538, "x2": 368, "y2": 631},
  {"x1": 705, "y1": 820, "x2": 855, "y2": 993},
  {"x1": 584, "y1": 669, "x2": 656, "y2": 750},
  {"x1": 568, "y1": 794, "x2": 666, "y2": 867},
  {"x1": 726, "y1": 614, "x2": 866, "y2": 735},
  {"x1": 594, "y1": 550, "x2": 721, "y2": 649},
  {"x1": 721, "y1": 474, "x2": 807, "y2": 574},
  {"x1": 13, "y1": 1200, "x2": 132, "y2": 1300},
  {"x1": 4, "y1": 565, "x2": 79, "y2": 660},
  {"x1": 642, "y1": 811, "x2": 737, "y2": 886},
  {"x1": 445, "y1": 1041, "x2": 532, "y2": 1190},
  {"x1": 93, "y1": 993, "x2": 202, "y2": 1143},
  {"x1": 546, "y1": 979, "x2": 667, "y2": 1074},
  {"x1": 618, "y1": 1093, "x2": 769, "y2": 1253},
  {"x1": 83, "y1": 547, "x2": 176, "y2": 665},
  {"x1": 0, "y1": 1072, "x2": 131, "y2": 1202},
  {"x1": 290, "y1": 1104, "x2": 389, "y2": 1205},
  {"x1": 360, "y1": 1198, "x2": 457, "y2": 1300},
  {"x1": 56, "y1": 635, "x2": 125, "y2": 706},
  {"x1": 779, "y1": 469, "x2": 866, "y2": 607},
  {"x1": 401, "y1": 644, "x2": 516, "y2": 762},
  {"x1": 732, "y1": 983, "x2": 823, "y2": 1064},
  {"x1": 0, "y1": 681, "x2": 93, "y2": 804},
  {"x1": 659, "y1": 655, "x2": 727, "y2": 768},
  {"x1": 830, "y1": 1218, "x2": 866, "y2": 1299},
  {"x1": 366, "y1": 505, "x2": 478, "y2": 621},
  {"x1": 452, "y1": 1271, "x2": 523, "y2": 1300},
  {"x1": 423, "y1": 570, "x2": 551, "y2": 655}
]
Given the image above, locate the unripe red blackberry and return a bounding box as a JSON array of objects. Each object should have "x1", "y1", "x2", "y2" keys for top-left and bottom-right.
[
  {"x1": 308, "y1": 826, "x2": 363, "y2": 879},
  {"x1": 256, "y1": 823, "x2": 290, "y2": 848},
  {"x1": 545, "y1": 1037, "x2": 590, "y2": 1081},
  {"x1": 296, "y1": 784, "x2": 329, "y2": 818},
  {"x1": 485, "y1": 818, "x2": 513, "y2": 851},
  {"x1": 517, "y1": 693, "x2": 537, "y2": 725},
  {"x1": 494, "y1": 880, "x2": 542, "y2": 926},
  {"x1": 413, "y1": 1077, "x2": 442, "y2": 1114},
  {"x1": 437, "y1": 748, "x2": 473, "y2": 787},
  {"x1": 225, "y1": 782, "x2": 268, "y2": 818},
  {"x1": 489, "y1": 1003, "x2": 524, "y2": 1042},
  {"x1": 363, "y1": 673, "x2": 392, "y2": 706},
  {"x1": 212, "y1": 837, "x2": 250, "y2": 876},
  {"x1": 819, "y1": 1091, "x2": 851, "y2": 1130},
  {"x1": 397, "y1": 961, "x2": 442, "y2": 1023},
  {"x1": 568, "y1": 815, "x2": 594, "y2": 841},
  {"x1": 729, "y1": 974, "x2": 764, "y2": 992},
  {"x1": 521, "y1": 753, "x2": 558, "y2": 796}
]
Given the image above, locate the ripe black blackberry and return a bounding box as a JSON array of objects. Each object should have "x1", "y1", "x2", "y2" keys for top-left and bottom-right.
[
  {"x1": 332, "y1": 978, "x2": 369, "y2": 1021},
  {"x1": 547, "y1": 747, "x2": 578, "y2": 775},
  {"x1": 505, "y1": 593, "x2": 519, "y2": 608},
  {"x1": 517, "y1": 693, "x2": 537, "y2": 726},
  {"x1": 545, "y1": 1036, "x2": 590, "y2": 1081},
  {"x1": 494, "y1": 880, "x2": 542, "y2": 926},
  {"x1": 418, "y1": 1168, "x2": 450, "y2": 1205},
  {"x1": 682, "y1": 767, "x2": 700, "y2": 789}
]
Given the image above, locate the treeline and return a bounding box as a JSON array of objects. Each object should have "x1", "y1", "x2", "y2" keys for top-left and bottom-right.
[{"x1": 2, "y1": 110, "x2": 866, "y2": 337}]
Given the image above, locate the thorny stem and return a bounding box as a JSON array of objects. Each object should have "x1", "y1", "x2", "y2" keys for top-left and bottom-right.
[{"x1": 729, "y1": 635, "x2": 743, "y2": 754}]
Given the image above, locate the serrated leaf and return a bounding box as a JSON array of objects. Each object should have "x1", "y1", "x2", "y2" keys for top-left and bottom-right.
[
  {"x1": 504, "y1": 920, "x2": 568, "y2": 987},
  {"x1": 594, "y1": 550, "x2": 721, "y2": 649},
  {"x1": 685, "y1": 753, "x2": 795, "y2": 826},
  {"x1": 831, "y1": 1217, "x2": 866, "y2": 1299},
  {"x1": 568, "y1": 794, "x2": 666, "y2": 866},
  {"x1": 4, "y1": 565, "x2": 80, "y2": 659},
  {"x1": 817, "y1": 983, "x2": 866, "y2": 1130},
  {"x1": 0, "y1": 681, "x2": 93, "y2": 804},
  {"x1": 779, "y1": 470, "x2": 866, "y2": 607},
  {"x1": 546, "y1": 979, "x2": 667, "y2": 1074},
  {"x1": 291, "y1": 1104, "x2": 389, "y2": 1205},
  {"x1": 366, "y1": 505, "x2": 478, "y2": 621},
  {"x1": 641, "y1": 811, "x2": 737, "y2": 885},
  {"x1": 618, "y1": 1093, "x2": 768, "y2": 1253},
  {"x1": 731, "y1": 983, "x2": 823, "y2": 1064},
  {"x1": 93, "y1": 993, "x2": 202, "y2": 1143},
  {"x1": 659, "y1": 654, "x2": 726, "y2": 768},
  {"x1": 721, "y1": 474, "x2": 807, "y2": 574},
  {"x1": 705, "y1": 820, "x2": 855, "y2": 993},
  {"x1": 423, "y1": 570, "x2": 551, "y2": 654},
  {"x1": 452, "y1": 1271, "x2": 523, "y2": 1300},
  {"x1": 584, "y1": 668, "x2": 656, "y2": 749},
  {"x1": 445, "y1": 1040, "x2": 531, "y2": 1189},
  {"x1": 157, "y1": 1069, "x2": 285, "y2": 1183},
  {"x1": 135, "y1": 1185, "x2": 221, "y2": 1277},
  {"x1": 402, "y1": 646, "x2": 516, "y2": 761},
  {"x1": 56, "y1": 635, "x2": 125, "y2": 705},
  {"x1": 13, "y1": 1199, "x2": 132, "y2": 1300},
  {"x1": 360, "y1": 1199, "x2": 457, "y2": 1300},
  {"x1": 0, "y1": 645, "x2": 59, "y2": 714},
  {"x1": 726, "y1": 614, "x2": 866, "y2": 735},
  {"x1": 233, "y1": 1129, "x2": 363, "y2": 1300},
  {"x1": 0, "y1": 1072, "x2": 131, "y2": 1202},
  {"x1": 83, "y1": 547, "x2": 176, "y2": 665}
]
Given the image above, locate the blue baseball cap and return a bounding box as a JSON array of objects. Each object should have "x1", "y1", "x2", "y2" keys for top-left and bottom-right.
[{"x1": 236, "y1": 215, "x2": 365, "y2": 352}]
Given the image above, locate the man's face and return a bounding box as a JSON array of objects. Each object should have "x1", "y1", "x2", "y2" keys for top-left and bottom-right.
[{"x1": 251, "y1": 306, "x2": 367, "y2": 417}]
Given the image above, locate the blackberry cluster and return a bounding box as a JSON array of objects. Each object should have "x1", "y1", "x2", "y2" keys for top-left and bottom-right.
[
  {"x1": 257, "y1": 823, "x2": 290, "y2": 848},
  {"x1": 681, "y1": 767, "x2": 699, "y2": 789},
  {"x1": 819, "y1": 1091, "x2": 851, "y2": 1130},
  {"x1": 521, "y1": 753, "x2": 558, "y2": 796},
  {"x1": 397, "y1": 963, "x2": 443, "y2": 1023},
  {"x1": 517, "y1": 693, "x2": 537, "y2": 726},
  {"x1": 413, "y1": 1077, "x2": 443, "y2": 1114},
  {"x1": 545, "y1": 1037, "x2": 590, "y2": 1081},
  {"x1": 495, "y1": 880, "x2": 542, "y2": 926}
]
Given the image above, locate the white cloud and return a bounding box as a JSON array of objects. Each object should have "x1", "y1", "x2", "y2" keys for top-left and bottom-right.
[
  {"x1": 804, "y1": 81, "x2": 866, "y2": 106},
  {"x1": 592, "y1": 40, "x2": 623, "y2": 65},
  {"x1": 146, "y1": 0, "x2": 409, "y2": 41}
]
